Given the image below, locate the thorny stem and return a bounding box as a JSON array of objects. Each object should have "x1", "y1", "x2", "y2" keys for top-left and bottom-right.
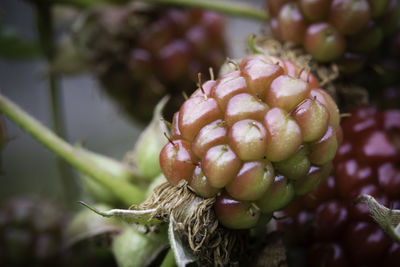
[
  {"x1": 0, "y1": 93, "x2": 146, "y2": 206},
  {"x1": 35, "y1": 4, "x2": 77, "y2": 205},
  {"x1": 57, "y1": 0, "x2": 269, "y2": 21}
]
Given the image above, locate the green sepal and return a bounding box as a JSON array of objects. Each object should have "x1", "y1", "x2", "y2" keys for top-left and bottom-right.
[
  {"x1": 356, "y1": 194, "x2": 400, "y2": 244},
  {"x1": 79, "y1": 201, "x2": 162, "y2": 226},
  {"x1": 129, "y1": 96, "x2": 169, "y2": 180},
  {"x1": 112, "y1": 226, "x2": 169, "y2": 267},
  {"x1": 160, "y1": 249, "x2": 177, "y2": 267},
  {"x1": 168, "y1": 218, "x2": 197, "y2": 267},
  {"x1": 248, "y1": 34, "x2": 263, "y2": 54},
  {"x1": 66, "y1": 203, "x2": 123, "y2": 246}
]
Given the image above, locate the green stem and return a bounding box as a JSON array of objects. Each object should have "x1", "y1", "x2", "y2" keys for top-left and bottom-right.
[
  {"x1": 147, "y1": 0, "x2": 268, "y2": 21},
  {"x1": 56, "y1": 0, "x2": 112, "y2": 8},
  {"x1": 35, "y1": 4, "x2": 77, "y2": 204},
  {"x1": 57, "y1": 0, "x2": 268, "y2": 21},
  {"x1": 0, "y1": 93, "x2": 146, "y2": 206}
]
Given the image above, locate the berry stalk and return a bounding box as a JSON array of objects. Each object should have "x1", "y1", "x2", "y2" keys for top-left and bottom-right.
[{"x1": 0, "y1": 93, "x2": 146, "y2": 206}]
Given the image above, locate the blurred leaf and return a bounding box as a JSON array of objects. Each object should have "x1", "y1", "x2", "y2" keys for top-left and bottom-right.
[
  {"x1": 356, "y1": 194, "x2": 400, "y2": 243},
  {"x1": 79, "y1": 201, "x2": 162, "y2": 225},
  {"x1": 0, "y1": 26, "x2": 40, "y2": 60},
  {"x1": 168, "y1": 218, "x2": 197, "y2": 267},
  {"x1": 112, "y1": 226, "x2": 169, "y2": 267},
  {"x1": 66, "y1": 203, "x2": 122, "y2": 246}
]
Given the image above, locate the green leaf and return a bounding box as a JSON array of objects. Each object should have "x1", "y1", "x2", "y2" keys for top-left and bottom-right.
[
  {"x1": 79, "y1": 201, "x2": 162, "y2": 225},
  {"x1": 168, "y1": 218, "x2": 197, "y2": 267},
  {"x1": 0, "y1": 26, "x2": 40, "y2": 60},
  {"x1": 66, "y1": 203, "x2": 123, "y2": 246},
  {"x1": 356, "y1": 194, "x2": 400, "y2": 243},
  {"x1": 112, "y1": 227, "x2": 169, "y2": 267}
]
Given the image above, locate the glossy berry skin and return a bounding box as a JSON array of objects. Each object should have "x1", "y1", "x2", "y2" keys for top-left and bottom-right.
[
  {"x1": 267, "y1": 0, "x2": 400, "y2": 67},
  {"x1": 75, "y1": 6, "x2": 226, "y2": 123},
  {"x1": 278, "y1": 108, "x2": 400, "y2": 266},
  {"x1": 214, "y1": 194, "x2": 260, "y2": 229},
  {"x1": 160, "y1": 54, "x2": 341, "y2": 229}
]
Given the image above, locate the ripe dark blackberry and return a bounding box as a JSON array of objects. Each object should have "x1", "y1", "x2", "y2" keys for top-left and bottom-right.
[
  {"x1": 159, "y1": 54, "x2": 341, "y2": 229},
  {"x1": 267, "y1": 0, "x2": 400, "y2": 65},
  {"x1": 278, "y1": 107, "x2": 400, "y2": 266},
  {"x1": 74, "y1": 4, "x2": 226, "y2": 122}
]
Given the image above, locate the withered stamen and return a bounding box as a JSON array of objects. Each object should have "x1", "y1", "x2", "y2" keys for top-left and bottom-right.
[
  {"x1": 272, "y1": 214, "x2": 288, "y2": 221},
  {"x1": 298, "y1": 67, "x2": 305, "y2": 79},
  {"x1": 227, "y1": 57, "x2": 239, "y2": 70},
  {"x1": 209, "y1": 67, "x2": 215, "y2": 81},
  {"x1": 161, "y1": 118, "x2": 172, "y2": 129},
  {"x1": 340, "y1": 113, "x2": 352, "y2": 118},
  {"x1": 182, "y1": 91, "x2": 189, "y2": 100},
  {"x1": 184, "y1": 160, "x2": 199, "y2": 166},
  {"x1": 164, "y1": 132, "x2": 176, "y2": 147},
  {"x1": 289, "y1": 98, "x2": 308, "y2": 116},
  {"x1": 198, "y1": 72, "x2": 207, "y2": 100}
]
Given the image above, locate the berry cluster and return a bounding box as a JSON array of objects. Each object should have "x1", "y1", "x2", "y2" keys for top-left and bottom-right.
[
  {"x1": 278, "y1": 107, "x2": 400, "y2": 266},
  {"x1": 76, "y1": 6, "x2": 226, "y2": 122},
  {"x1": 0, "y1": 196, "x2": 65, "y2": 266},
  {"x1": 0, "y1": 197, "x2": 117, "y2": 267},
  {"x1": 160, "y1": 54, "x2": 341, "y2": 229},
  {"x1": 267, "y1": 0, "x2": 400, "y2": 64}
]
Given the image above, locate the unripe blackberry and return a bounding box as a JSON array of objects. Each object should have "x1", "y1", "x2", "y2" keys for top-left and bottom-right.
[
  {"x1": 74, "y1": 4, "x2": 226, "y2": 122},
  {"x1": 267, "y1": 0, "x2": 400, "y2": 65},
  {"x1": 160, "y1": 54, "x2": 341, "y2": 229},
  {"x1": 278, "y1": 107, "x2": 400, "y2": 266}
]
